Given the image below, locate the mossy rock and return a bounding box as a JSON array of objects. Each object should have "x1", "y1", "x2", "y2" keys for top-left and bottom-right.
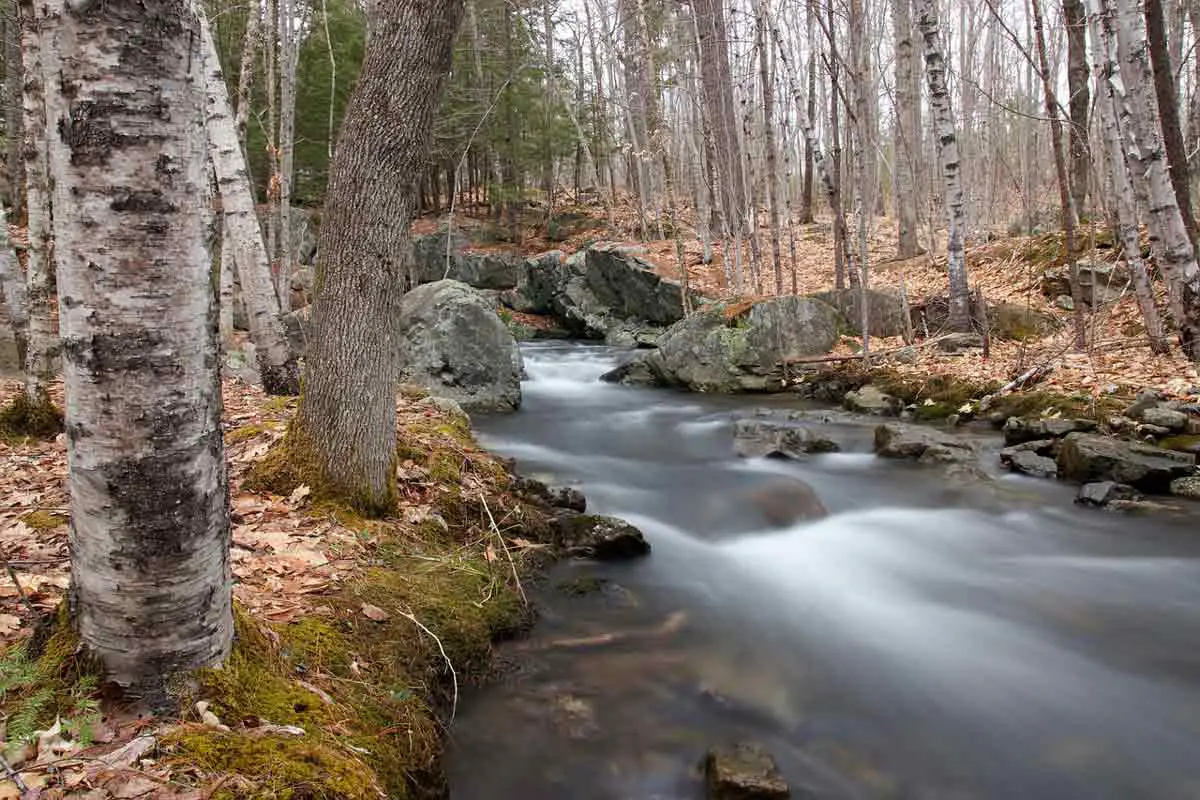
[
  {"x1": 1159, "y1": 434, "x2": 1200, "y2": 455},
  {"x1": 0, "y1": 388, "x2": 63, "y2": 440},
  {"x1": 19, "y1": 510, "x2": 67, "y2": 530}
]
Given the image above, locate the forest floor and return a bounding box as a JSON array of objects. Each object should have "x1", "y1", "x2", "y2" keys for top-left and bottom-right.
[
  {"x1": 0, "y1": 378, "x2": 555, "y2": 799},
  {"x1": 421, "y1": 196, "x2": 1200, "y2": 401}
]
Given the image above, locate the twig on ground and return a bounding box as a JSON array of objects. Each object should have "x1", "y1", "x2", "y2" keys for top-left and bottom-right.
[
  {"x1": 396, "y1": 608, "x2": 458, "y2": 723},
  {"x1": 479, "y1": 492, "x2": 526, "y2": 607},
  {"x1": 5, "y1": 561, "x2": 36, "y2": 614},
  {"x1": 0, "y1": 752, "x2": 27, "y2": 793}
]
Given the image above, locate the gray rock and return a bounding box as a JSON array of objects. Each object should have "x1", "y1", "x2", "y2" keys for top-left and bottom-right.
[
  {"x1": 1169, "y1": 476, "x2": 1200, "y2": 499},
  {"x1": 514, "y1": 476, "x2": 587, "y2": 512},
  {"x1": 555, "y1": 514, "x2": 650, "y2": 560},
  {"x1": 936, "y1": 332, "x2": 985, "y2": 353},
  {"x1": 891, "y1": 346, "x2": 919, "y2": 364},
  {"x1": 742, "y1": 479, "x2": 828, "y2": 526},
  {"x1": 1136, "y1": 423, "x2": 1172, "y2": 439},
  {"x1": 1076, "y1": 481, "x2": 1141, "y2": 507},
  {"x1": 411, "y1": 229, "x2": 523, "y2": 290},
  {"x1": 1124, "y1": 391, "x2": 1165, "y2": 420},
  {"x1": 1077, "y1": 261, "x2": 1130, "y2": 306},
  {"x1": 733, "y1": 419, "x2": 841, "y2": 459},
  {"x1": 1107, "y1": 415, "x2": 1135, "y2": 432},
  {"x1": 988, "y1": 302, "x2": 1060, "y2": 340},
  {"x1": 610, "y1": 296, "x2": 841, "y2": 393},
  {"x1": 1055, "y1": 294, "x2": 1075, "y2": 311},
  {"x1": 599, "y1": 354, "x2": 664, "y2": 387},
  {"x1": 704, "y1": 742, "x2": 790, "y2": 800},
  {"x1": 280, "y1": 307, "x2": 311, "y2": 356},
  {"x1": 1057, "y1": 433, "x2": 1196, "y2": 493},
  {"x1": 811, "y1": 288, "x2": 908, "y2": 337},
  {"x1": 1142, "y1": 406, "x2": 1188, "y2": 431},
  {"x1": 1003, "y1": 416, "x2": 1097, "y2": 445},
  {"x1": 874, "y1": 423, "x2": 975, "y2": 464},
  {"x1": 397, "y1": 280, "x2": 523, "y2": 412},
  {"x1": 417, "y1": 394, "x2": 469, "y2": 423},
  {"x1": 1005, "y1": 449, "x2": 1058, "y2": 479},
  {"x1": 844, "y1": 385, "x2": 899, "y2": 416}
]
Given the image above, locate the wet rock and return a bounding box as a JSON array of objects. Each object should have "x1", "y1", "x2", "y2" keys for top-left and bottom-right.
[
  {"x1": 704, "y1": 742, "x2": 791, "y2": 800},
  {"x1": 514, "y1": 476, "x2": 587, "y2": 512},
  {"x1": 555, "y1": 514, "x2": 650, "y2": 560},
  {"x1": 1169, "y1": 476, "x2": 1200, "y2": 500},
  {"x1": 1142, "y1": 407, "x2": 1188, "y2": 431},
  {"x1": 935, "y1": 332, "x2": 984, "y2": 353},
  {"x1": 873, "y1": 423, "x2": 975, "y2": 464},
  {"x1": 744, "y1": 479, "x2": 828, "y2": 526},
  {"x1": 1003, "y1": 449, "x2": 1058, "y2": 479},
  {"x1": 1076, "y1": 481, "x2": 1141, "y2": 507},
  {"x1": 1057, "y1": 433, "x2": 1195, "y2": 493},
  {"x1": 1136, "y1": 423, "x2": 1172, "y2": 439},
  {"x1": 609, "y1": 296, "x2": 840, "y2": 392},
  {"x1": 843, "y1": 385, "x2": 899, "y2": 416},
  {"x1": 1107, "y1": 415, "x2": 1135, "y2": 432},
  {"x1": 734, "y1": 419, "x2": 840, "y2": 459},
  {"x1": 397, "y1": 280, "x2": 523, "y2": 412},
  {"x1": 599, "y1": 354, "x2": 663, "y2": 386},
  {"x1": 1124, "y1": 391, "x2": 1165, "y2": 420},
  {"x1": 1002, "y1": 416, "x2": 1096, "y2": 445},
  {"x1": 811, "y1": 288, "x2": 907, "y2": 337}
]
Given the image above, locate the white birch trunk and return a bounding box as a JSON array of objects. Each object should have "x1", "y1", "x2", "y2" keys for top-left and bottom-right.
[
  {"x1": 1099, "y1": 0, "x2": 1200, "y2": 356},
  {"x1": 199, "y1": 11, "x2": 300, "y2": 394},
  {"x1": 1088, "y1": 9, "x2": 1167, "y2": 352},
  {"x1": 19, "y1": 0, "x2": 56, "y2": 398},
  {"x1": 43, "y1": 0, "x2": 232, "y2": 700},
  {"x1": 893, "y1": 0, "x2": 921, "y2": 257},
  {"x1": 915, "y1": 0, "x2": 972, "y2": 331},
  {"x1": 277, "y1": 0, "x2": 297, "y2": 313}
]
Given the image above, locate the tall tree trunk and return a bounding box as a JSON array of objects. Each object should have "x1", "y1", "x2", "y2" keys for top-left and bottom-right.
[
  {"x1": 290, "y1": 0, "x2": 467, "y2": 513},
  {"x1": 756, "y1": 7, "x2": 783, "y2": 294},
  {"x1": 44, "y1": 0, "x2": 232, "y2": 701},
  {"x1": 199, "y1": 10, "x2": 300, "y2": 394},
  {"x1": 1144, "y1": 0, "x2": 1197, "y2": 247},
  {"x1": 1031, "y1": 0, "x2": 1087, "y2": 348},
  {"x1": 18, "y1": 0, "x2": 56, "y2": 401},
  {"x1": 1063, "y1": 0, "x2": 1090, "y2": 217},
  {"x1": 1099, "y1": 0, "x2": 1200, "y2": 356},
  {"x1": 583, "y1": 0, "x2": 618, "y2": 221},
  {"x1": 893, "y1": 0, "x2": 921, "y2": 257},
  {"x1": 277, "y1": 0, "x2": 297, "y2": 313},
  {"x1": 4, "y1": 0, "x2": 22, "y2": 221},
  {"x1": 826, "y1": 1, "x2": 852, "y2": 289},
  {"x1": 541, "y1": 0, "x2": 555, "y2": 212},
  {"x1": 1088, "y1": 6, "x2": 1168, "y2": 352},
  {"x1": 915, "y1": 0, "x2": 972, "y2": 331},
  {"x1": 799, "y1": 46, "x2": 816, "y2": 225}
]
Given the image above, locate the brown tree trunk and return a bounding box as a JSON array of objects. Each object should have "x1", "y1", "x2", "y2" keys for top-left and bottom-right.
[
  {"x1": 1063, "y1": 0, "x2": 1090, "y2": 216},
  {"x1": 1145, "y1": 0, "x2": 1197, "y2": 247},
  {"x1": 290, "y1": 0, "x2": 467, "y2": 514}
]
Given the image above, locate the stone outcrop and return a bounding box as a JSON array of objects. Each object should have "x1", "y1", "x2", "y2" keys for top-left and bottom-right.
[
  {"x1": 732, "y1": 418, "x2": 840, "y2": 458},
  {"x1": 874, "y1": 422, "x2": 976, "y2": 464},
  {"x1": 811, "y1": 288, "x2": 907, "y2": 338},
  {"x1": 1056, "y1": 432, "x2": 1195, "y2": 493}
]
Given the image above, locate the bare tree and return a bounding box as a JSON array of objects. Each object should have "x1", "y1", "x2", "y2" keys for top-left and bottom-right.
[{"x1": 893, "y1": 0, "x2": 921, "y2": 257}]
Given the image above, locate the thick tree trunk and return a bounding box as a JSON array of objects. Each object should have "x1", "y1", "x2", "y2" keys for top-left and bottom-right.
[
  {"x1": 199, "y1": 13, "x2": 300, "y2": 395},
  {"x1": 756, "y1": 8, "x2": 783, "y2": 294},
  {"x1": 1088, "y1": 8, "x2": 1168, "y2": 352},
  {"x1": 291, "y1": 0, "x2": 467, "y2": 513},
  {"x1": 1144, "y1": 0, "x2": 1196, "y2": 247},
  {"x1": 1063, "y1": 0, "x2": 1090, "y2": 217},
  {"x1": 4, "y1": 0, "x2": 22, "y2": 221},
  {"x1": 18, "y1": 0, "x2": 56, "y2": 399},
  {"x1": 1031, "y1": 0, "x2": 1087, "y2": 348},
  {"x1": 893, "y1": 0, "x2": 921, "y2": 257},
  {"x1": 1100, "y1": 0, "x2": 1200, "y2": 356},
  {"x1": 44, "y1": 0, "x2": 232, "y2": 701},
  {"x1": 277, "y1": 0, "x2": 298, "y2": 312},
  {"x1": 915, "y1": 0, "x2": 972, "y2": 331}
]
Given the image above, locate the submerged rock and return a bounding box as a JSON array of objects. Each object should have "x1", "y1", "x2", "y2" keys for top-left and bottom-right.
[
  {"x1": 1056, "y1": 432, "x2": 1195, "y2": 493},
  {"x1": 733, "y1": 419, "x2": 840, "y2": 459},
  {"x1": 704, "y1": 742, "x2": 791, "y2": 800},
  {"x1": 607, "y1": 297, "x2": 840, "y2": 393},
  {"x1": 1076, "y1": 481, "x2": 1142, "y2": 508},
  {"x1": 873, "y1": 423, "x2": 976, "y2": 464},
  {"x1": 1005, "y1": 449, "x2": 1058, "y2": 479},
  {"x1": 744, "y1": 479, "x2": 828, "y2": 526},
  {"x1": 555, "y1": 514, "x2": 650, "y2": 560},
  {"x1": 397, "y1": 280, "x2": 523, "y2": 412}
]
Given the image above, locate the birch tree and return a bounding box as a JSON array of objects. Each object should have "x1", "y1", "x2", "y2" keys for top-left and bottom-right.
[
  {"x1": 0, "y1": 206, "x2": 27, "y2": 370},
  {"x1": 916, "y1": 0, "x2": 972, "y2": 331},
  {"x1": 44, "y1": 0, "x2": 232, "y2": 698},
  {"x1": 893, "y1": 0, "x2": 922, "y2": 257},
  {"x1": 200, "y1": 11, "x2": 301, "y2": 395},
  {"x1": 279, "y1": 0, "x2": 467, "y2": 513}
]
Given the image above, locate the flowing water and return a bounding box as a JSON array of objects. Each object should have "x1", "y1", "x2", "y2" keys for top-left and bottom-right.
[{"x1": 445, "y1": 342, "x2": 1200, "y2": 800}]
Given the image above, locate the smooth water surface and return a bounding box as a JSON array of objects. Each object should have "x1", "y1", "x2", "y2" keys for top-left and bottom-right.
[{"x1": 446, "y1": 342, "x2": 1200, "y2": 800}]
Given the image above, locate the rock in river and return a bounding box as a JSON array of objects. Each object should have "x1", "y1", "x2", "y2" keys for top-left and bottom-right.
[
  {"x1": 874, "y1": 422, "x2": 975, "y2": 464},
  {"x1": 603, "y1": 296, "x2": 841, "y2": 393},
  {"x1": 397, "y1": 280, "x2": 523, "y2": 412},
  {"x1": 1076, "y1": 481, "x2": 1141, "y2": 508},
  {"x1": 1002, "y1": 416, "x2": 1096, "y2": 446},
  {"x1": 1056, "y1": 432, "x2": 1195, "y2": 493},
  {"x1": 555, "y1": 514, "x2": 650, "y2": 560},
  {"x1": 733, "y1": 418, "x2": 840, "y2": 459},
  {"x1": 704, "y1": 742, "x2": 791, "y2": 800}
]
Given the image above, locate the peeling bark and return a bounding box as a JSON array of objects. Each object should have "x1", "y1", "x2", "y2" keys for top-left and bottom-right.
[{"x1": 43, "y1": 0, "x2": 232, "y2": 701}]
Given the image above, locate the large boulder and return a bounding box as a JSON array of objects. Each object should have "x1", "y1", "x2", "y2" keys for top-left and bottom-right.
[
  {"x1": 603, "y1": 297, "x2": 840, "y2": 393},
  {"x1": 397, "y1": 280, "x2": 523, "y2": 412},
  {"x1": 874, "y1": 422, "x2": 976, "y2": 464},
  {"x1": 1057, "y1": 432, "x2": 1195, "y2": 492},
  {"x1": 554, "y1": 514, "x2": 650, "y2": 560},
  {"x1": 811, "y1": 288, "x2": 907, "y2": 337},
  {"x1": 411, "y1": 229, "x2": 523, "y2": 290},
  {"x1": 510, "y1": 243, "x2": 695, "y2": 341},
  {"x1": 733, "y1": 418, "x2": 840, "y2": 458},
  {"x1": 1002, "y1": 416, "x2": 1097, "y2": 445}
]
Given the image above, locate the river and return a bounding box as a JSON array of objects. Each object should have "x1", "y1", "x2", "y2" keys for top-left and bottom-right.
[{"x1": 445, "y1": 342, "x2": 1200, "y2": 800}]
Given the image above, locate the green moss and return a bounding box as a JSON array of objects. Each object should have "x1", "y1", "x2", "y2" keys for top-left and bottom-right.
[
  {"x1": 164, "y1": 731, "x2": 377, "y2": 800},
  {"x1": 0, "y1": 388, "x2": 63, "y2": 440},
  {"x1": 226, "y1": 422, "x2": 282, "y2": 444},
  {"x1": 19, "y1": 510, "x2": 67, "y2": 530},
  {"x1": 1160, "y1": 434, "x2": 1200, "y2": 453},
  {"x1": 263, "y1": 397, "x2": 295, "y2": 413},
  {"x1": 988, "y1": 390, "x2": 1126, "y2": 421},
  {"x1": 556, "y1": 575, "x2": 608, "y2": 596}
]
